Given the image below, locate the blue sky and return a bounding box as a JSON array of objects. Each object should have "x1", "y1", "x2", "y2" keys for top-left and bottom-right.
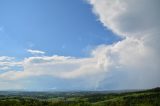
[
  {"x1": 0, "y1": 0, "x2": 159, "y2": 91},
  {"x1": 0, "y1": 0, "x2": 119, "y2": 58}
]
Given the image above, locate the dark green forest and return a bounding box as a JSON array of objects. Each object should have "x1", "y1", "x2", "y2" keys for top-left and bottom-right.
[{"x1": 0, "y1": 87, "x2": 159, "y2": 106}]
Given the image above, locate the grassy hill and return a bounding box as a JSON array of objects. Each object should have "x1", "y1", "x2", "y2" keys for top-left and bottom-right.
[{"x1": 0, "y1": 87, "x2": 159, "y2": 106}]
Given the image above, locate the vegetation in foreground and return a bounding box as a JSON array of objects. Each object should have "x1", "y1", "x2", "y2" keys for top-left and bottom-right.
[{"x1": 0, "y1": 87, "x2": 159, "y2": 106}]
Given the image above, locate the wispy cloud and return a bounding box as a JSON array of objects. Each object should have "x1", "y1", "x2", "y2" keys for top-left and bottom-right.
[
  {"x1": 27, "y1": 49, "x2": 45, "y2": 55},
  {"x1": 0, "y1": 56, "x2": 14, "y2": 61},
  {"x1": 0, "y1": 56, "x2": 22, "y2": 71}
]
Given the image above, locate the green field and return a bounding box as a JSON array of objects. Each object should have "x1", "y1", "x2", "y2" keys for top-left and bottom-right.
[{"x1": 0, "y1": 87, "x2": 159, "y2": 106}]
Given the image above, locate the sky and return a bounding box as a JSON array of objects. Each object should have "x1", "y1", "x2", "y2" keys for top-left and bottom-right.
[
  {"x1": 0, "y1": 0, "x2": 160, "y2": 91},
  {"x1": 0, "y1": 0, "x2": 119, "y2": 58}
]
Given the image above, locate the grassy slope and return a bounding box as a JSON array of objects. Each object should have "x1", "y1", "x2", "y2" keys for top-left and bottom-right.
[{"x1": 92, "y1": 87, "x2": 160, "y2": 106}]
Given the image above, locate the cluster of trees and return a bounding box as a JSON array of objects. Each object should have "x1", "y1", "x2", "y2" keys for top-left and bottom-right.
[
  {"x1": 0, "y1": 99, "x2": 91, "y2": 106},
  {"x1": 0, "y1": 87, "x2": 159, "y2": 106}
]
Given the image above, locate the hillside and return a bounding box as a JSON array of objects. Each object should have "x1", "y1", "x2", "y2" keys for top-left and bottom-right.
[{"x1": 0, "y1": 87, "x2": 159, "y2": 106}]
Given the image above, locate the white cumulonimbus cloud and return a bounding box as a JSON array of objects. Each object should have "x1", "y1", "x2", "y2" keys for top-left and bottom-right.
[
  {"x1": 0, "y1": 0, "x2": 159, "y2": 90},
  {"x1": 88, "y1": 0, "x2": 160, "y2": 89}
]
